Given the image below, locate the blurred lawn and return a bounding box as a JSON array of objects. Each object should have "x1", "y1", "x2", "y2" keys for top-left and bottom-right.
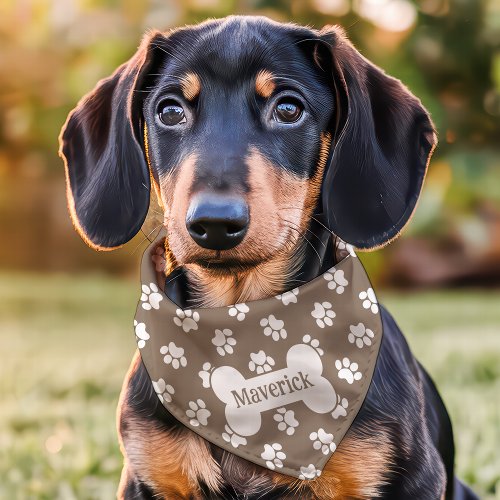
[{"x1": 0, "y1": 272, "x2": 499, "y2": 499}]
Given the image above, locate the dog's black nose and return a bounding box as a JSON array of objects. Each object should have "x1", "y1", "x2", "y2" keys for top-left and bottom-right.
[{"x1": 186, "y1": 194, "x2": 249, "y2": 250}]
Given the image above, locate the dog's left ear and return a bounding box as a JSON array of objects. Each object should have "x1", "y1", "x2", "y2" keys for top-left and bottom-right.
[
  {"x1": 315, "y1": 26, "x2": 437, "y2": 250},
  {"x1": 59, "y1": 31, "x2": 166, "y2": 250}
]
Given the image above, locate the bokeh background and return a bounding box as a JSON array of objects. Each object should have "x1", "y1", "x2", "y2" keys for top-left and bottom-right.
[{"x1": 1, "y1": 0, "x2": 499, "y2": 498}]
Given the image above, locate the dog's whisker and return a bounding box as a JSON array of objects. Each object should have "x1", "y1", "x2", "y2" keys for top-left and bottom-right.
[{"x1": 131, "y1": 224, "x2": 163, "y2": 255}]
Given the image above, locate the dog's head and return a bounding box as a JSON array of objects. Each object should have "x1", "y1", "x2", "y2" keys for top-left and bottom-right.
[{"x1": 60, "y1": 16, "x2": 436, "y2": 274}]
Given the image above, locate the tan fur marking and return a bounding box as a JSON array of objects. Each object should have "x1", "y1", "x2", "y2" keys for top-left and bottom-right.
[
  {"x1": 255, "y1": 70, "x2": 276, "y2": 98},
  {"x1": 271, "y1": 429, "x2": 394, "y2": 499},
  {"x1": 180, "y1": 72, "x2": 201, "y2": 101},
  {"x1": 117, "y1": 352, "x2": 222, "y2": 499}
]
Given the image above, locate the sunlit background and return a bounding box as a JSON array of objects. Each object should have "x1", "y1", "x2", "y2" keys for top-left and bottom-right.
[{"x1": 1, "y1": 0, "x2": 499, "y2": 498}]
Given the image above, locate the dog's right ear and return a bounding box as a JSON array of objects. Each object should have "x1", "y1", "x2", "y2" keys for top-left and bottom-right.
[{"x1": 59, "y1": 31, "x2": 167, "y2": 250}]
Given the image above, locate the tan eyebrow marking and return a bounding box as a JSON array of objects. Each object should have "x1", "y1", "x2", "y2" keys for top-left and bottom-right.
[
  {"x1": 180, "y1": 72, "x2": 201, "y2": 101},
  {"x1": 255, "y1": 70, "x2": 275, "y2": 98}
]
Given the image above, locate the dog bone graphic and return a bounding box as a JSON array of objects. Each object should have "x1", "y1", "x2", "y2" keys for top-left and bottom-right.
[{"x1": 210, "y1": 343, "x2": 337, "y2": 437}]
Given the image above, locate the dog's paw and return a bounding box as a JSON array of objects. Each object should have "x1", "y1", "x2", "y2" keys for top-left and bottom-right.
[{"x1": 335, "y1": 357, "x2": 362, "y2": 384}]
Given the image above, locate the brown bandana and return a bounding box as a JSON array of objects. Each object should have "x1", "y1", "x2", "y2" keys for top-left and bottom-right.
[{"x1": 134, "y1": 230, "x2": 383, "y2": 479}]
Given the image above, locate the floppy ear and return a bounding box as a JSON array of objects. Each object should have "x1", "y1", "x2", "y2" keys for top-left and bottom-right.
[
  {"x1": 59, "y1": 31, "x2": 166, "y2": 250},
  {"x1": 317, "y1": 26, "x2": 437, "y2": 250}
]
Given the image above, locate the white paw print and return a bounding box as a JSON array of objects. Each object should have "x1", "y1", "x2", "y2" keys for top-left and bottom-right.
[
  {"x1": 228, "y1": 303, "x2": 249, "y2": 321},
  {"x1": 261, "y1": 443, "x2": 286, "y2": 470},
  {"x1": 260, "y1": 315, "x2": 287, "y2": 341},
  {"x1": 160, "y1": 342, "x2": 187, "y2": 369},
  {"x1": 275, "y1": 288, "x2": 299, "y2": 305},
  {"x1": 323, "y1": 268, "x2": 349, "y2": 294},
  {"x1": 359, "y1": 288, "x2": 379, "y2": 314},
  {"x1": 198, "y1": 362, "x2": 214, "y2": 388},
  {"x1": 348, "y1": 322, "x2": 375, "y2": 348},
  {"x1": 249, "y1": 350, "x2": 275, "y2": 374},
  {"x1": 152, "y1": 378, "x2": 175, "y2": 404},
  {"x1": 186, "y1": 399, "x2": 210, "y2": 427},
  {"x1": 337, "y1": 240, "x2": 357, "y2": 257},
  {"x1": 222, "y1": 424, "x2": 247, "y2": 448},
  {"x1": 331, "y1": 394, "x2": 349, "y2": 419},
  {"x1": 173, "y1": 308, "x2": 200, "y2": 332},
  {"x1": 141, "y1": 283, "x2": 163, "y2": 310},
  {"x1": 302, "y1": 334, "x2": 324, "y2": 356},
  {"x1": 309, "y1": 428, "x2": 336, "y2": 455},
  {"x1": 134, "y1": 320, "x2": 150, "y2": 349},
  {"x1": 335, "y1": 357, "x2": 362, "y2": 384},
  {"x1": 273, "y1": 408, "x2": 299, "y2": 436},
  {"x1": 311, "y1": 302, "x2": 336, "y2": 328},
  {"x1": 212, "y1": 328, "x2": 236, "y2": 356},
  {"x1": 299, "y1": 464, "x2": 321, "y2": 480}
]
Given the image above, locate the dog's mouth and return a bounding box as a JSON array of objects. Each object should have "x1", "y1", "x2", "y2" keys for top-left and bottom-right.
[{"x1": 191, "y1": 256, "x2": 266, "y2": 273}]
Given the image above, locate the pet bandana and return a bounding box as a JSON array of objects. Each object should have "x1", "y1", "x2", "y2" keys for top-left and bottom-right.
[{"x1": 134, "y1": 230, "x2": 383, "y2": 480}]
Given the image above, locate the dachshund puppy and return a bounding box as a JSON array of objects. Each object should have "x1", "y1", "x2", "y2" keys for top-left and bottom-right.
[{"x1": 59, "y1": 15, "x2": 478, "y2": 500}]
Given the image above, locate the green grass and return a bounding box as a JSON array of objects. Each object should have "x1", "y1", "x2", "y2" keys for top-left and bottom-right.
[{"x1": 0, "y1": 272, "x2": 499, "y2": 499}]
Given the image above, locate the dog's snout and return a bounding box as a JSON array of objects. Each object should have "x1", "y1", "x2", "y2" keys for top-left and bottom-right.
[{"x1": 186, "y1": 194, "x2": 249, "y2": 250}]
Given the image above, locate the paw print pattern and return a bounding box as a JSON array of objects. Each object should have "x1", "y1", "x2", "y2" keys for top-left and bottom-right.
[
  {"x1": 249, "y1": 350, "x2": 275, "y2": 373},
  {"x1": 309, "y1": 428, "x2": 336, "y2": 455},
  {"x1": 141, "y1": 283, "x2": 163, "y2": 310},
  {"x1": 302, "y1": 334, "x2": 324, "y2": 356},
  {"x1": 275, "y1": 288, "x2": 299, "y2": 305},
  {"x1": 311, "y1": 302, "x2": 336, "y2": 328},
  {"x1": 359, "y1": 288, "x2": 379, "y2": 314},
  {"x1": 222, "y1": 424, "x2": 247, "y2": 448},
  {"x1": 323, "y1": 268, "x2": 349, "y2": 294},
  {"x1": 337, "y1": 240, "x2": 357, "y2": 257},
  {"x1": 160, "y1": 342, "x2": 187, "y2": 369},
  {"x1": 261, "y1": 443, "x2": 286, "y2": 470},
  {"x1": 152, "y1": 378, "x2": 175, "y2": 404},
  {"x1": 299, "y1": 464, "x2": 321, "y2": 480},
  {"x1": 273, "y1": 408, "x2": 299, "y2": 436},
  {"x1": 198, "y1": 362, "x2": 214, "y2": 388},
  {"x1": 331, "y1": 395, "x2": 349, "y2": 420},
  {"x1": 186, "y1": 399, "x2": 210, "y2": 427},
  {"x1": 260, "y1": 315, "x2": 287, "y2": 341},
  {"x1": 336, "y1": 357, "x2": 362, "y2": 384},
  {"x1": 173, "y1": 308, "x2": 200, "y2": 332},
  {"x1": 348, "y1": 322, "x2": 375, "y2": 348},
  {"x1": 212, "y1": 328, "x2": 236, "y2": 356},
  {"x1": 228, "y1": 303, "x2": 249, "y2": 321},
  {"x1": 134, "y1": 320, "x2": 150, "y2": 349}
]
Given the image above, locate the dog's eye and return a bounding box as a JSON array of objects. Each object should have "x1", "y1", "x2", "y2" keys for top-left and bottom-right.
[
  {"x1": 273, "y1": 98, "x2": 303, "y2": 123},
  {"x1": 158, "y1": 100, "x2": 186, "y2": 126}
]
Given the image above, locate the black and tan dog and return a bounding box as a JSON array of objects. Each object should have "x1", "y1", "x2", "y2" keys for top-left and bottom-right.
[{"x1": 59, "y1": 15, "x2": 478, "y2": 500}]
